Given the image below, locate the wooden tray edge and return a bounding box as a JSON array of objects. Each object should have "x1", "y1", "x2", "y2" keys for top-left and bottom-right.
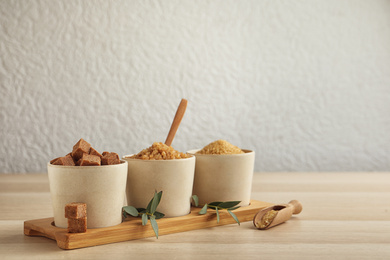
[{"x1": 24, "y1": 200, "x2": 273, "y2": 250}]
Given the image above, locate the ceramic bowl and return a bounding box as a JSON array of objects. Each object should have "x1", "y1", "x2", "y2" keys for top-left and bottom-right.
[
  {"x1": 187, "y1": 149, "x2": 255, "y2": 207},
  {"x1": 123, "y1": 155, "x2": 195, "y2": 217},
  {"x1": 48, "y1": 160, "x2": 128, "y2": 228}
]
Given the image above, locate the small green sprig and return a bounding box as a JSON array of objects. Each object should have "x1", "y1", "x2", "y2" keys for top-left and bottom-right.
[
  {"x1": 192, "y1": 195, "x2": 241, "y2": 225},
  {"x1": 122, "y1": 191, "x2": 164, "y2": 238}
]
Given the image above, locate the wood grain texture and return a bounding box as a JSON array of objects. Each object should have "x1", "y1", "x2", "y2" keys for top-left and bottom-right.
[
  {"x1": 1, "y1": 173, "x2": 390, "y2": 259},
  {"x1": 24, "y1": 200, "x2": 273, "y2": 249}
]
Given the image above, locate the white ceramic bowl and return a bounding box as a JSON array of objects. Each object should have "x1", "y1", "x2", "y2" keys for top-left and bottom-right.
[
  {"x1": 123, "y1": 155, "x2": 195, "y2": 217},
  {"x1": 48, "y1": 160, "x2": 128, "y2": 228},
  {"x1": 188, "y1": 149, "x2": 255, "y2": 207}
]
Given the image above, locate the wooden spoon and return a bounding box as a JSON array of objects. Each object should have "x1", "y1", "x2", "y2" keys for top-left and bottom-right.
[
  {"x1": 253, "y1": 200, "x2": 302, "y2": 230},
  {"x1": 164, "y1": 99, "x2": 188, "y2": 146}
]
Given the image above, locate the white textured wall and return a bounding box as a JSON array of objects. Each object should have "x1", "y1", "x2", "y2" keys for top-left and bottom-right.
[{"x1": 1, "y1": 0, "x2": 390, "y2": 173}]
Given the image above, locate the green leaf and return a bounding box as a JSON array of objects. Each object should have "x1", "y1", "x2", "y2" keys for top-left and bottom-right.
[
  {"x1": 142, "y1": 213, "x2": 148, "y2": 225},
  {"x1": 228, "y1": 206, "x2": 241, "y2": 211},
  {"x1": 227, "y1": 209, "x2": 240, "y2": 225},
  {"x1": 199, "y1": 204, "x2": 208, "y2": 215},
  {"x1": 150, "y1": 215, "x2": 159, "y2": 239},
  {"x1": 150, "y1": 191, "x2": 163, "y2": 214},
  {"x1": 208, "y1": 201, "x2": 223, "y2": 207},
  {"x1": 216, "y1": 207, "x2": 220, "y2": 223},
  {"x1": 136, "y1": 208, "x2": 146, "y2": 213},
  {"x1": 192, "y1": 195, "x2": 199, "y2": 207},
  {"x1": 123, "y1": 206, "x2": 139, "y2": 217},
  {"x1": 146, "y1": 195, "x2": 153, "y2": 212},
  {"x1": 154, "y1": 211, "x2": 165, "y2": 219},
  {"x1": 218, "y1": 201, "x2": 241, "y2": 209}
]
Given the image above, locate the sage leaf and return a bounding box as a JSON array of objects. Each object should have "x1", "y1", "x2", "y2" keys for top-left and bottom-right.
[
  {"x1": 146, "y1": 191, "x2": 158, "y2": 212},
  {"x1": 123, "y1": 206, "x2": 139, "y2": 217},
  {"x1": 199, "y1": 204, "x2": 208, "y2": 215},
  {"x1": 137, "y1": 208, "x2": 146, "y2": 213},
  {"x1": 155, "y1": 191, "x2": 163, "y2": 204},
  {"x1": 218, "y1": 201, "x2": 241, "y2": 209},
  {"x1": 150, "y1": 215, "x2": 159, "y2": 239},
  {"x1": 228, "y1": 206, "x2": 240, "y2": 211},
  {"x1": 227, "y1": 209, "x2": 240, "y2": 225},
  {"x1": 149, "y1": 194, "x2": 158, "y2": 214},
  {"x1": 150, "y1": 191, "x2": 163, "y2": 214},
  {"x1": 216, "y1": 207, "x2": 220, "y2": 223},
  {"x1": 142, "y1": 213, "x2": 148, "y2": 225},
  {"x1": 208, "y1": 201, "x2": 223, "y2": 207},
  {"x1": 154, "y1": 211, "x2": 165, "y2": 219},
  {"x1": 192, "y1": 195, "x2": 199, "y2": 207}
]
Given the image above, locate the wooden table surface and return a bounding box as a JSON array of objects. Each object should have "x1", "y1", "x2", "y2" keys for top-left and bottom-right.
[{"x1": 0, "y1": 172, "x2": 389, "y2": 259}]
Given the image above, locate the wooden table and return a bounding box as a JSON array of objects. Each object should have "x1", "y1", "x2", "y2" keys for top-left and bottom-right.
[{"x1": 0, "y1": 172, "x2": 389, "y2": 259}]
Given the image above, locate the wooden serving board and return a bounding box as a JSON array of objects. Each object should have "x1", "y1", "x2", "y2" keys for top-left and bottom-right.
[{"x1": 24, "y1": 200, "x2": 273, "y2": 250}]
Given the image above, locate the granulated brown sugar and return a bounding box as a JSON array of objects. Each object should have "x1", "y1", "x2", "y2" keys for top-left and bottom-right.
[
  {"x1": 257, "y1": 210, "x2": 278, "y2": 229},
  {"x1": 130, "y1": 142, "x2": 189, "y2": 160},
  {"x1": 196, "y1": 140, "x2": 244, "y2": 155}
]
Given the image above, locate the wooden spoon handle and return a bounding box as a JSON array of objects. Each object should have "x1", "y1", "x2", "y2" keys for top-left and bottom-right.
[
  {"x1": 287, "y1": 200, "x2": 303, "y2": 215},
  {"x1": 165, "y1": 99, "x2": 188, "y2": 146}
]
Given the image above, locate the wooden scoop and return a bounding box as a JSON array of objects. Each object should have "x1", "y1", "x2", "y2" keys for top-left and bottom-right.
[
  {"x1": 165, "y1": 99, "x2": 188, "y2": 146},
  {"x1": 253, "y1": 200, "x2": 302, "y2": 230}
]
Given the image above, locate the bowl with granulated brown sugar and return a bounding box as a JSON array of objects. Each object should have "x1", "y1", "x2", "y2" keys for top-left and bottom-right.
[
  {"x1": 188, "y1": 140, "x2": 255, "y2": 207},
  {"x1": 123, "y1": 142, "x2": 195, "y2": 217}
]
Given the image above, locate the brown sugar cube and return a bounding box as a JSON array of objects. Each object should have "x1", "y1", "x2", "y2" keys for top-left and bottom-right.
[
  {"x1": 79, "y1": 154, "x2": 101, "y2": 166},
  {"x1": 65, "y1": 202, "x2": 87, "y2": 219},
  {"x1": 68, "y1": 218, "x2": 87, "y2": 233},
  {"x1": 50, "y1": 157, "x2": 61, "y2": 164},
  {"x1": 102, "y1": 151, "x2": 109, "y2": 156},
  {"x1": 101, "y1": 152, "x2": 120, "y2": 165},
  {"x1": 71, "y1": 138, "x2": 91, "y2": 161},
  {"x1": 63, "y1": 154, "x2": 75, "y2": 166},
  {"x1": 89, "y1": 147, "x2": 103, "y2": 159},
  {"x1": 52, "y1": 154, "x2": 75, "y2": 166},
  {"x1": 76, "y1": 158, "x2": 81, "y2": 166},
  {"x1": 66, "y1": 152, "x2": 76, "y2": 163}
]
